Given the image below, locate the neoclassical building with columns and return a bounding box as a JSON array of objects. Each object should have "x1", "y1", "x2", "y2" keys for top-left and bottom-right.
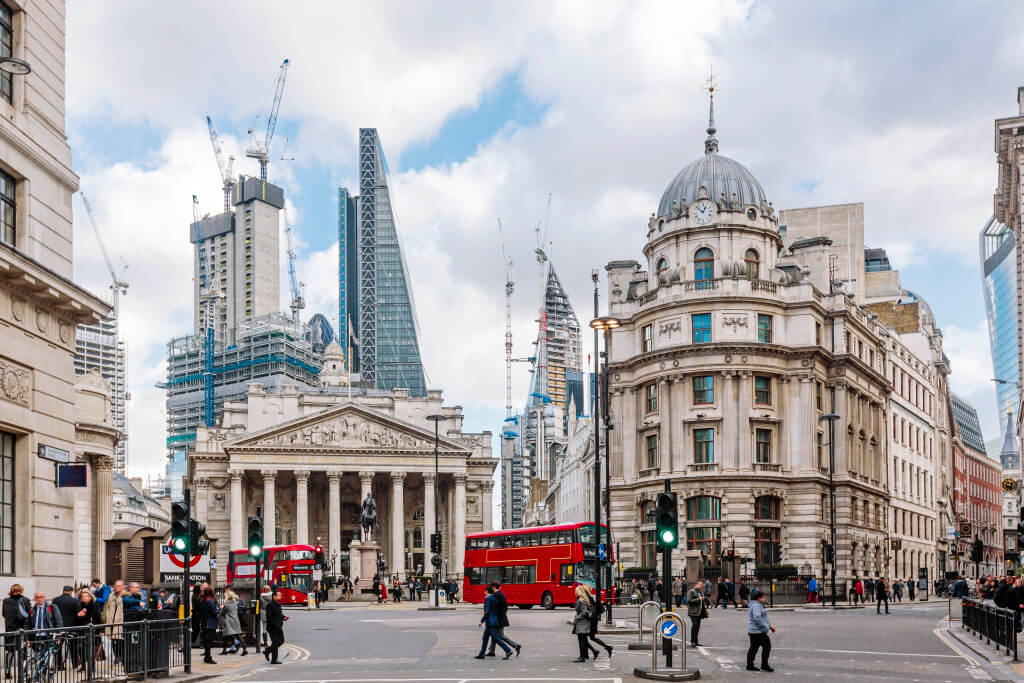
[{"x1": 188, "y1": 343, "x2": 496, "y2": 582}]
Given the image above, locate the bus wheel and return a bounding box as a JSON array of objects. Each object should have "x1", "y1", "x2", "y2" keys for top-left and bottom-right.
[
  {"x1": 516, "y1": 604, "x2": 533, "y2": 609},
  {"x1": 541, "y1": 591, "x2": 554, "y2": 610}
]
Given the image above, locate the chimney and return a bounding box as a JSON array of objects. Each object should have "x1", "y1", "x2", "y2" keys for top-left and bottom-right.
[
  {"x1": 131, "y1": 477, "x2": 143, "y2": 492},
  {"x1": 788, "y1": 235, "x2": 834, "y2": 296},
  {"x1": 1018, "y1": 86, "x2": 1024, "y2": 115}
]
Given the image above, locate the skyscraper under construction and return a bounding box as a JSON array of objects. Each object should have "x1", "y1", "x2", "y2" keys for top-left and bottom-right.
[{"x1": 338, "y1": 128, "x2": 427, "y2": 396}]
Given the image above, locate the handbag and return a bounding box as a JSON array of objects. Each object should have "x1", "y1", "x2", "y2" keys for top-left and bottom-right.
[{"x1": 93, "y1": 643, "x2": 105, "y2": 661}]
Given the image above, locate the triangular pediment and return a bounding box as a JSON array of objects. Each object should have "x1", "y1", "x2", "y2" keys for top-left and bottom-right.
[{"x1": 223, "y1": 402, "x2": 470, "y2": 454}]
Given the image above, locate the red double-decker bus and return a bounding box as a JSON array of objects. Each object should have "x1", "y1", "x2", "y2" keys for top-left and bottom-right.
[
  {"x1": 226, "y1": 544, "x2": 315, "y2": 605},
  {"x1": 463, "y1": 522, "x2": 613, "y2": 609}
]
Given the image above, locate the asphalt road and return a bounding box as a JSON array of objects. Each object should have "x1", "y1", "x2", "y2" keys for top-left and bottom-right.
[{"x1": 206, "y1": 599, "x2": 1008, "y2": 682}]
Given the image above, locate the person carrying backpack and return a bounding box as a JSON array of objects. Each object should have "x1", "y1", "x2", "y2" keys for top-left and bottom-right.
[{"x1": 90, "y1": 578, "x2": 111, "y2": 608}]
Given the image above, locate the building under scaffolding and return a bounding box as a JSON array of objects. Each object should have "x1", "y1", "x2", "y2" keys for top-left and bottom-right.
[{"x1": 163, "y1": 312, "x2": 322, "y2": 450}]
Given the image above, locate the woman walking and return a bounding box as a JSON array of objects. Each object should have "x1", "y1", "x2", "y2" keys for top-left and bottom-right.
[
  {"x1": 199, "y1": 588, "x2": 220, "y2": 664},
  {"x1": 74, "y1": 588, "x2": 102, "y2": 675},
  {"x1": 571, "y1": 585, "x2": 598, "y2": 663},
  {"x1": 746, "y1": 589, "x2": 775, "y2": 672},
  {"x1": 219, "y1": 589, "x2": 247, "y2": 656},
  {"x1": 585, "y1": 589, "x2": 613, "y2": 659}
]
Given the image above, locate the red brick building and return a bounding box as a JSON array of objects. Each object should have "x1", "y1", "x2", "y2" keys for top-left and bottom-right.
[{"x1": 952, "y1": 394, "x2": 1003, "y2": 577}]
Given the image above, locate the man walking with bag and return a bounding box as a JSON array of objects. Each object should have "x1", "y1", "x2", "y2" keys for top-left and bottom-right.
[
  {"x1": 746, "y1": 589, "x2": 775, "y2": 672},
  {"x1": 686, "y1": 580, "x2": 708, "y2": 648},
  {"x1": 484, "y1": 582, "x2": 521, "y2": 658},
  {"x1": 265, "y1": 590, "x2": 289, "y2": 665}
]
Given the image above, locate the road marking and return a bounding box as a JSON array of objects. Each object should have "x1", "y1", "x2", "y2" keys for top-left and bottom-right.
[
  {"x1": 282, "y1": 643, "x2": 311, "y2": 661},
  {"x1": 702, "y1": 645, "x2": 961, "y2": 658},
  {"x1": 932, "y1": 628, "x2": 979, "y2": 667},
  {"x1": 225, "y1": 679, "x2": 623, "y2": 682},
  {"x1": 361, "y1": 618, "x2": 444, "y2": 622}
]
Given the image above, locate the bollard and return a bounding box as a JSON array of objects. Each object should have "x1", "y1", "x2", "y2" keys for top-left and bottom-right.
[
  {"x1": 633, "y1": 612, "x2": 700, "y2": 681},
  {"x1": 307, "y1": 592, "x2": 315, "y2": 610}
]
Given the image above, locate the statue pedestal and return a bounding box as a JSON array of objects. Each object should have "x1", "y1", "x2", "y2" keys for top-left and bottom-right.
[{"x1": 348, "y1": 539, "x2": 381, "y2": 600}]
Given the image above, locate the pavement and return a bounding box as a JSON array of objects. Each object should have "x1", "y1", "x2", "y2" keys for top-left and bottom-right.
[{"x1": 175, "y1": 597, "x2": 1024, "y2": 682}]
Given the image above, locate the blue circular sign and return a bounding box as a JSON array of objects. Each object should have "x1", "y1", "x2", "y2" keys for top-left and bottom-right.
[{"x1": 661, "y1": 620, "x2": 678, "y2": 637}]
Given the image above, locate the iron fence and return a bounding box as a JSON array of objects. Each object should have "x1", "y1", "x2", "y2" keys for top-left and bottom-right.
[
  {"x1": 0, "y1": 616, "x2": 188, "y2": 682},
  {"x1": 961, "y1": 598, "x2": 1018, "y2": 661}
]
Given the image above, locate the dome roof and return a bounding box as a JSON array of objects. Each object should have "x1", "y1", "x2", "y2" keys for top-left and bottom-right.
[{"x1": 657, "y1": 98, "x2": 768, "y2": 217}]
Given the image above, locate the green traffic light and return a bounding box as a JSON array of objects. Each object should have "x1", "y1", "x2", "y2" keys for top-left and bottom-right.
[
  {"x1": 173, "y1": 536, "x2": 186, "y2": 551},
  {"x1": 249, "y1": 544, "x2": 262, "y2": 558},
  {"x1": 661, "y1": 530, "x2": 676, "y2": 544}
]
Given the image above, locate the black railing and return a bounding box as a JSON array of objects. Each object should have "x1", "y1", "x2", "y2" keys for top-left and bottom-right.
[
  {"x1": 0, "y1": 616, "x2": 189, "y2": 682},
  {"x1": 962, "y1": 598, "x2": 1018, "y2": 661}
]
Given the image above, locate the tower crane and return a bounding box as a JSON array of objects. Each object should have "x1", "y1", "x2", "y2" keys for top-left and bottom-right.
[
  {"x1": 80, "y1": 192, "x2": 129, "y2": 315},
  {"x1": 282, "y1": 206, "x2": 306, "y2": 321},
  {"x1": 247, "y1": 58, "x2": 290, "y2": 181},
  {"x1": 206, "y1": 116, "x2": 235, "y2": 211}
]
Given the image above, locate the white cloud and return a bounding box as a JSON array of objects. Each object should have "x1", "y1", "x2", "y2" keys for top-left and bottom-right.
[{"x1": 945, "y1": 321, "x2": 1000, "y2": 443}]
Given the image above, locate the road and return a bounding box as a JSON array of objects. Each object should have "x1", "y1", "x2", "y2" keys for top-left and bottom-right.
[{"x1": 206, "y1": 599, "x2": 1011, "y2": 682}]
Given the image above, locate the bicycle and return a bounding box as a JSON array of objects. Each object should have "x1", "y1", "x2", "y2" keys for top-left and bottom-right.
[{"x1": 22, "y1": 635, "x2": 62, "y2": 683}]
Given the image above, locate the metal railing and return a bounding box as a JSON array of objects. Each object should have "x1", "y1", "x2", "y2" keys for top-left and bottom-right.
[
  {"x1": 961, "y1": 598, "x2": 1018, "y2": 661},
  {"x1": 0, "y1": 616, "x2": 188, "y2": 682}
]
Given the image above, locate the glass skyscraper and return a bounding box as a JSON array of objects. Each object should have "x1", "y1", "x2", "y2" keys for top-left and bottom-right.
[
  {"x1": 338, "y1": 129, "x2": 427, "y2": 396},
  {"x1": 980, "y1": 217, "x2": 1019, "y2": 435}
]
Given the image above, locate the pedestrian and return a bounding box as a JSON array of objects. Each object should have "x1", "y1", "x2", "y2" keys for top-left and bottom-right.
[
  {"x1": 2, "y1": 584, "x2": 29, "y2": 677},
  {"x1": 865, "y1": 577, "x2": 875, "y2": 604},
  {"x1": 951, "y1": 575, "x2": 968, "y2": 598},
  {"x1": 806, "y1": 576, "x2": 818, "y2": 604},
  {"x1": 726, "y1": 577, "x2": 738, "y2": 608},
  {"x1": 854, "y1": 578, "x2": 864, "y2": 605},
  {"x1": 90, "y1": 578, "x2": 111, "y2": 610},
  {"x1": 124, "y1": 582, "x2": 145, "y2": 611},
  {"x1": 716, "y1": 577, "x2": 728, "y2": 609},
  {"x1": 190, "y1": 585, "x2": 203, "y2": 647},
  {"x1": 52, "y1": 585, "x2": 79, "y2": 670},
  {"x1": 876, "y1": 577, "x2": 890, "y2": 615},
  {"x1": 569, "y1": 585, "x2": 597, "y2": 663},
  {"x1": 450, "y1": 579, "x2": 460, "y2": 604},
  {"x1": 393, "y1": 577, "x2": 402, "y2": 603},
  {"x1": 686, "y1": 580, "x2": 709, "y2": 647},
  {"x1": 259, "y1": 585, "x2": 272, "y2": 648},
  {"x1": 892, "y1": 579, "x2": 903, "y2": 603},
  {"x1": 264, "y1": 590, "x2": 288, "y2": 665},
  {"x1": 408, "y1": 576, "x2": 416, "y2": 602},
  {"x1": 416, "y1": 578, "x2": 424, "y2": 601},
  {"x1": 745, "y1": 589, "x2": 775, "y2": 672},
  {"x1": 672, "y1": 577, "x2": 684, "y2": 608},
  {"x1": 907, "y1": 577, "x2": 916, "y2": 602},
  {"x1": 475, "y1": 585, "x2": 513, "y2": 660},
  {"x1": 199, "y1": 588, "x2": 220, "y2": 664},
  {"x1": 484, "y1": 582, "x2": 522, "y2": 658},
  {"x1": 219, "y1": 588, "x2": 247, "y2": 656},
  {"x1": 646, "y1": 574, "x2": 657, "y2": 603},
  {"x1": 738, "y1": 580, "x2": 750, "y2": 608},
  {"x1": 101, "y1": 580, "x2": 126, "y2": 664},
  {"x1": 74, "y1": 588, "x2": 102, "y2": 676}
]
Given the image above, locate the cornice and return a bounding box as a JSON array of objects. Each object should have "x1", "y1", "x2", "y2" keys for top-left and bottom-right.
[
  {"x1": 0, "y1": 116, "x2": 79, "y2": 192},
  {"x1": 0, "y1": 244, "x2": 108, "y2": 324}
]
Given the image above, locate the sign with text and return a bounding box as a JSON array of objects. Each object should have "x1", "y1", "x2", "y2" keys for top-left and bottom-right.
[
  {"x1": 159, "y1": 542, "x2": 210, "y2": 573},
  {"x1": 159, "y1": 573, "x2": 211, "y2": 585}
]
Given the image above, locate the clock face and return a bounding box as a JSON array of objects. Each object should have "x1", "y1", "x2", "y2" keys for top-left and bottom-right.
[{"x1": 692, "y1": 200, "x2": 714, "y2": 225}]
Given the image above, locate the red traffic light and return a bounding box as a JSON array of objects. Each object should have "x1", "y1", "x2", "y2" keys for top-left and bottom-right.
[{"x1": 315, "y1": 545, "x2": 323, "y2": 554}]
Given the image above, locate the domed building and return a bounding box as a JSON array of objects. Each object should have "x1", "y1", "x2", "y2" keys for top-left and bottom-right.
[{"x1": 604, "y1": 103, "x2": 892, "y2": 589}]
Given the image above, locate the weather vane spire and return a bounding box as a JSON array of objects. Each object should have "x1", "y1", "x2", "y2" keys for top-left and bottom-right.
[{"x1": 704, "y1": 63, "x2": 719, "y2": 154}]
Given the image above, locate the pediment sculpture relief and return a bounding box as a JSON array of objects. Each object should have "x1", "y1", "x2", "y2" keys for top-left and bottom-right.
[{"x1": 257, "y1": 416, "x2": 432, "y2": 449}]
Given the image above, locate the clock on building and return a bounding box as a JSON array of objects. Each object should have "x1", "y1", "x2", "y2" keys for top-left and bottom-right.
[{"x1": 692, "y1": 200, "x2": 714, "y2": 225}]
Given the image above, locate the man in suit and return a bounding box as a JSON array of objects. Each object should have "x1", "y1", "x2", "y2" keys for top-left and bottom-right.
[
  {"x1": 52, "y1": 586, "x2": 80, "y2": 669},
  {"x1": 265, "y1": 590, "x2": 288, "y2": 665},
  {"x1": 485, "y1": 582, "x2": 521, "y2": 657}
]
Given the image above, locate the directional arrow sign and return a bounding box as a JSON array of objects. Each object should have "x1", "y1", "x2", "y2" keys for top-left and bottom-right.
[{"x1": 660, "y1": 620, "x2": 678, "y2": 638}]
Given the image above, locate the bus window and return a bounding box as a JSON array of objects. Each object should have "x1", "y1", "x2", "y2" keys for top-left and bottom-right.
[
  {"x1": 468, "y1": 568, "x2": 484, "y2": 585},
  {"x1": 491, "y1": 536, "x2": 505, "y2": 548},
  {"x1": 577, "y1": 525, "x2": 597, "y2": 545},
  {"x1": 560, "y1": 564, "x2": 574, "y2": 586},
  {"x1": 559, "y1": 531, "x2": 571, "y2": 544},
  {"x1": 513, "y1": 565, "x2": 536, "y2": 584}
]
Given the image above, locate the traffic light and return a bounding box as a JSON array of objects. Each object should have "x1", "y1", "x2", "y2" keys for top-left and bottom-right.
[
  {"x1": 190, "y1": 519, "x2": 209, "y2": 554},
  {"x1": 771, "y1": 544, "x2": 782, "y2": 565},
  {"x1": 314, "y1": 544, "x2": 324, "y2": 567},
  {"x1": 430, "y1": 532, "x2": 442, "y2": 555},
  {"x1": 171, "y1": 501, "x2": 190, "y2": 552},
  {"x1": 247, "y1": 516, "x2": 263, "y2": 558},
  {"x1": 971, "y1": 538, "x2": 984, "y2": 563},
  {"x1": 655, "y1": 492, "x2": 678, "y2": 549}
]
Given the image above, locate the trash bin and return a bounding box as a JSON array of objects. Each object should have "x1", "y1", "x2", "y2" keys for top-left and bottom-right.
[{"x1": 124, "y1": 609, "x2": 175, "y2": 677}]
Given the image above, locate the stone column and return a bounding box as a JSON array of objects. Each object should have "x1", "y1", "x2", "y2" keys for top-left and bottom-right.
[
  {"x1": 481, "y1": 480, "x2": 494, "y2": 532},
  {"x1": 720, "y1": 371, "x2": 737, "y2": 472},
  {"x1": 262, "y1": 470, "x2": 277, "y2": 546},
  {"x1": 454, "y1": 474, "x2": 467, "y2": 574},
  {"x1": 93, "y1": 455, "x2": 114, "y2": 581},
  {"x1": 195, "y1": 477, "x2": 210, "y2": 526},
  {"x1": 391, "y1": 472, "x2": 406, "y2": 577},
  {"x1": 327, "y1": 470, "x2": 342, "y2": 559},
  {"x1": 423, "y1": 472, "x2": 436, "y2": 556},
  {"x1": 229, "y1": 469, "x2": 244, "y2": 551},
  {"x1": 658, "y1": 378, "x2": 672, "y2": 475},
  {"x1": 295, "y1": 470, "x2": 310, "y2": 545},
  {"x1": 735, "y1": 372, "x2": 752, "y2": 470}
]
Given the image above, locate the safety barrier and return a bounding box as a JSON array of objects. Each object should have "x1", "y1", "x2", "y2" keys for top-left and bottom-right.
[
  {"x1": 961, "y1": 598, "x2": 1018, "y2": 661},
  {"x1": 628, "y1": 601, "x2": 662, "y2": 650}
]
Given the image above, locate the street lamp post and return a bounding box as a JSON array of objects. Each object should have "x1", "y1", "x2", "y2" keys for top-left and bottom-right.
[
  {"x1": 427, "y1": 413, "x2": 447, "y2": 607},
  {"x1": 590, "y1": 309, "x2": 620, "y2": 622},
  {"x1": 819, "y1": 413, "x2": 840, "y2": 608}
]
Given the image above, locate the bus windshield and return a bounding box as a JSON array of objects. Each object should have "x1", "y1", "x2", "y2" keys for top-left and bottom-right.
[{"x1": 577, "y1": 524, "x2": 597, "y2": 545}]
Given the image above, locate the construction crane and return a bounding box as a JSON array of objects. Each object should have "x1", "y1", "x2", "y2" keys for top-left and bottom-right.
[
  {"x1": 206, "y1": 116, "x2": 235, "y2": 211},
  {"x1": 80, "y1": 192, "x2": 129, "y2": 315},
  {"x1": 195, "y1": 194, "x2": 218, "y2": 427},
  {"x1": 247, "y1": 58, "x2": 290, "y2": 181},
  {"x1": 282, "y1": 206, "x2": 305, "y2": 321}
]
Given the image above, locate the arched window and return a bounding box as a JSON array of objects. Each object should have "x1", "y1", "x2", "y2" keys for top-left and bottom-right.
[
  {"x1": 656, "y1": 257, "x2": 669, "y2": 279},
  {"x1": 744, "y1": 249, "x2": 760, "y2": 279},
  {"x1": 754, "y1": 496, "x2": 781, "y2": 520},
  {"x1": 694, "y1": 248, "x2": 714, "y2": 282},
  {"x1": 644, "y1": 501, "x2": 657, "y2": 524},
  {"x1": 686, "y1": 496, "x2": 721, "y2": 520}
]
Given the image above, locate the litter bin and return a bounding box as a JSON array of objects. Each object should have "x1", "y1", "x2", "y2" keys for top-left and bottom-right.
[{"x1": 124, "y1": 609, "x2": 175, "y2": 677}]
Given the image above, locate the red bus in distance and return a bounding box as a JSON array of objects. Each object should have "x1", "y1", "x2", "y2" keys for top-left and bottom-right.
[
  {"x1": 463, "y1": 522, "x2": 613, "y2": 609},
  {"x1": 226, "y1": 543, "x2": 315, "y2": 605}
]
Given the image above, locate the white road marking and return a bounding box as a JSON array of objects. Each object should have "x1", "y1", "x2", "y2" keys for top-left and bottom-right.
[
  {"x1": 702, "y1": 645, "x2": 961, "y2": 658},
  {"x1": 223, "y1": 679, "x2": 623, "y2": 682},
  {"x1": 932, "y1": 628, "x2": 979, "y2": 667}
]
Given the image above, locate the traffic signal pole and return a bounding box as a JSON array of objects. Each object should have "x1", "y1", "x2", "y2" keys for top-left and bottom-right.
[
  {"x1": 183, "y1": 487, "x2": 192, "y2": 674},
  {"x1": 661, "y1": 478, "x2": 672, "y2": 668}
]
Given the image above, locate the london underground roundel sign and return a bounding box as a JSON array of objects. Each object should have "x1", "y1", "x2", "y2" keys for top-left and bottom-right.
[{"x1": 164, "y1": 543, "x2": 202, "y2": 569}]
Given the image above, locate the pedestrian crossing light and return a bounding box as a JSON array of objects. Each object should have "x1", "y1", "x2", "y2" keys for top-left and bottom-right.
[
  {"x1": 655, "y1": 492, "x2": 678, "y2": 550},
  {"x1": 171, "y1": 501, "x2": 190, "y2": 552},
  {"x1": 248, "y1": 516, "x2": 263, "y2": 558}
]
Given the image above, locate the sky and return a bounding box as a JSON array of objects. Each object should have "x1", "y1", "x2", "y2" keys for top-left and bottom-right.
[{"x1": 64, "y1": 0, "x2": 1024, "y2": 479}]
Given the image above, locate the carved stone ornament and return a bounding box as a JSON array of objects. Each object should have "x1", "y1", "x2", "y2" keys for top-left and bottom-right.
[
  {"x1": 0, "y1": 358, "x2": 31, "y2": 407},
  {"x1": 35, "y1": 309, "x2": 48, "y2": 333},
  {"x1": 659, "y1": 320, "x2": 681, "y2": 336},
  {"x1": 722, "y1": 314, "x2": 747, "y2": 332},
  {"x1": 59, "y1": 323, "x2": 71, "y2": 345},
  {"x1": 211, "y1": 492, "x2": 227, "y2": 513},
  {"x1": 467, "y1": 495, "x2": 480, "y2": 517},
  {"x1": 257, "y1": 416, "x2": 433, "y2": 449},
  {"x1": 11, "y1": 297, "x2": 24, "y2": 322}
]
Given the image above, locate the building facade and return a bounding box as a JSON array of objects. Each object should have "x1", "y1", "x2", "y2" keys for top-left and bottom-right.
[
  {"x1": 0, "y1": 0, "x2": 123, "y2": 593},
  {"x1": 112, "y1": 474, "x2": 170, "y2": 531},
  {"x1": 605, "y1": 109, "x2": 891, "y2": 580},
  {"x1": 75, "y1": 315, "x2": 128, "y2": 472},
  {"x1": 189, "y1": 343, "x2": 495, "y2": 581},
  {"x1": 998, "y1": 410, "x2": 1020, "y2": 570},
  {"x1": 165, "y1": 449, "x2": 187, "y2": 501},
  {"x1": 338, "y1": 129, "x2": 427, "y2": 396},
  {"x1": 980, "y1": 218, "x2": 1019, "y2": 430},
  {"x1": 951, "y1": 394, "x2": 1002, "y2": 577}
]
